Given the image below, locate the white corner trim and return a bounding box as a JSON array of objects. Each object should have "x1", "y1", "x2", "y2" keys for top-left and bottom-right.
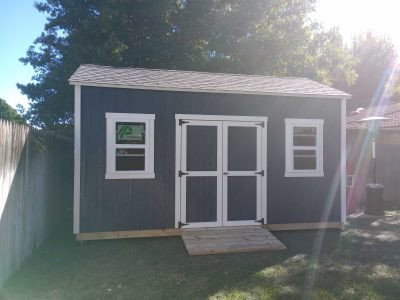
[
  {"x1": 341, "y1": 98, "x2": 347, "y2": 222},
  {"x1": 105, "y1": 112, "x2": 155, "y2": 180},
  {"x1": 73, "y1": 85, "x2": 81, "y2": 234},
  {"x1": 284, "y1": 118, "x2": 324, "y2": 177}
]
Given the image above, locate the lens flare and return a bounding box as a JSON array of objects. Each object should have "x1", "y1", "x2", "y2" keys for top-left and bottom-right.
[{"x1": 303, "y1": 56, "x2": 399, "y2": 298}]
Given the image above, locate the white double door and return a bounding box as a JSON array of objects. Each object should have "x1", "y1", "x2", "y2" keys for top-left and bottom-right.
[{"x1": 178, "y1": 117, "x2": 267, "y2": 228}]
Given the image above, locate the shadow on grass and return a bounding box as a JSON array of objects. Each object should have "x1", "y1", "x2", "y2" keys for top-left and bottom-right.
[{"x1": 1, "y1": 213, "x2": 399, "y2": 300}]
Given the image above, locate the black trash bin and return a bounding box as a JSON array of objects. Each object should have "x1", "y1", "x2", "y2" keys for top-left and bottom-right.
[{"x1": 365, "y1": 184, "x2": 384, "y2": 216}]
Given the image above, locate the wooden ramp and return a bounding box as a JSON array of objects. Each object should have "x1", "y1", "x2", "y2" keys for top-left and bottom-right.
[{"x1": 182, "y1": 226, "x2": 286, "y2": 255}]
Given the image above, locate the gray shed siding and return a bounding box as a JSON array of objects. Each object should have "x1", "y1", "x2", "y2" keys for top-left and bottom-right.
[{"x1": 80, "y1": 86, "x2": 342, "y2": 233}]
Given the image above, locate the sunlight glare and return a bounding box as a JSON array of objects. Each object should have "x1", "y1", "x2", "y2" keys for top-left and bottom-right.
[{"x1": 313, "y1": 0, "x2": 400, "y2": 50}]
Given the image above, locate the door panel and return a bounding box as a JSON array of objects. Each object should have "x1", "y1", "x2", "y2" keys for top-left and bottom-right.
[
  {"x1": 186, "y1": 176, "x2": 218, "y2": 223},
  {"x1": 180, "y1": 120, "x2": 222, "y2": 228},
  {"x1": 227, "y1": 176, "x2": 257, "y2": 221},
  {"x1": 223, "y1": 121, "x2": 263, "y2": 226},
  {"x1": 228, "y1": 126, "x2": 258, "y2": 171},
  {"x1": 186, "y1": 125, "x2": 218, "y2": 171}
]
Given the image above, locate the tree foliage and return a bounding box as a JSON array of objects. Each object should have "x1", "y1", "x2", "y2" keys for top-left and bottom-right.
[
  {"x1": 345, "y1": 32, "x2": 400, "y2": 110},
  {"x1": 0, "y1": 99, "x2": 26, "y2": 124},
  {"x1": 19, "y1": 0, "x2": 357, "y2": 128}
]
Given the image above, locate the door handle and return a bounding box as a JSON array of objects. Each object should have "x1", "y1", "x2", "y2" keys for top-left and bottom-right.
[{"x1": 223, "y1": 172, "x2": 229, "y2": 175}]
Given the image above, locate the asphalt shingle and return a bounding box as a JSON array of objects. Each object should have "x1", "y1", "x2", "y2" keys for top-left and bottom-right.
[{"x1": 69, "y1": 64, "x2": 350, "y2": 99}]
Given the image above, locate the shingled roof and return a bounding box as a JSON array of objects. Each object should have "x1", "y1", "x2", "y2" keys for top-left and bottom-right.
[
  {"x1": 69, "y1": 64, "x2": 350, "y2": 99},
  {"x1": 347, "y1": 102, "x2": 400, "y2": 131}
]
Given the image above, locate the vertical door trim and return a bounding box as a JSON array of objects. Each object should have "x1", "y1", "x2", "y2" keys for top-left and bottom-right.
[
  {"x1": 174, "y1": 118, "x2": 181, "y2": 228},
  {"x1": 261, "y1": 122, "x2": 268, "y2": 224}
]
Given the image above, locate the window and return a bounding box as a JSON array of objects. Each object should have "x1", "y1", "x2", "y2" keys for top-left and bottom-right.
[
  {"x1": 285, "y1": 119, "x2": 324, "y2": 177},
  {"x1": 105, "y1": 113, "x2": 155, "y2": 179},
  {"x1": 346, "y1": 175, "x2": 354, "y2": 187}
]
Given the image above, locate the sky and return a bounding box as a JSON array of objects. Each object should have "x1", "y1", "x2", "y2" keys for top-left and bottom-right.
[
  {"x1": 0, "y1": 1, "x2": 47, "y2": 109},
  {"x1": 1, "y1": 1, "x2": 400, "y2": 110}
]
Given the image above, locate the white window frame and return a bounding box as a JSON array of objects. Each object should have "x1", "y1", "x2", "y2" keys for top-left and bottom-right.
[
  {"x1": 285, "y1": 118, "x2": 324, "y2": 177},
  {"x1": 105, "y1": 112, "x2": 155, "y2": 179}
]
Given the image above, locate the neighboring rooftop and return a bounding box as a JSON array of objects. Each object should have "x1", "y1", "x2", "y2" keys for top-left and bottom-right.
[
  {"x1": 347, "y1": 102, "x2": 400, "y2": 130},
  {"x1": 69, "y1": 64, "x2": 351, "y2": 99}
]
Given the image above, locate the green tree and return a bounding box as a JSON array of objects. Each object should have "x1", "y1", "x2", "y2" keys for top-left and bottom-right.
[
  {"x1": 346, "y1": 32, "x2": 399, "y2": 110},
  {"x1": 19, "y1": 0, "x2": 356, "y2": 128},
  {"x1": 204, "y1": 4, "x2": 356, "y2": 87},
  {"x1": 0, "y1": 99, "x2": 26, "y2": 124}
]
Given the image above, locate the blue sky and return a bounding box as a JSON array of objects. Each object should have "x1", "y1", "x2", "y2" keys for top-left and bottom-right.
[
  {"x1": 0, "y1": 1, "x2": 47, "y2": 109},
  {"x1": 1, "y1": 1, "x2": 399, "y2": 109}
]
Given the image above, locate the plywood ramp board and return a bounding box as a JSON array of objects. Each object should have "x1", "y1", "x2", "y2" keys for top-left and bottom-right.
[{"x1": 181, "y1": 226, "x2": 286, "y2": 256}]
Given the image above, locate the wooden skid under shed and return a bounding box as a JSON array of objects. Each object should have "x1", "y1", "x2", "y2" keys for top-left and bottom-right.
[{"x1": 181, "y1": 226, "x2": 286, "y2": 255}]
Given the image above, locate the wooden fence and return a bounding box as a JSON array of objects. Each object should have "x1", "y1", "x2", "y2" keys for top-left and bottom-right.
[{"x1": 0, "y1": 120, "x2": 73, "y2": 287}]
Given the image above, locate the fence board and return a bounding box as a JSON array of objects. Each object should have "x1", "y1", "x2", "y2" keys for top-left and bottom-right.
[{"x1": 0, "y1": 120, "x2": 73, "y2": 287}]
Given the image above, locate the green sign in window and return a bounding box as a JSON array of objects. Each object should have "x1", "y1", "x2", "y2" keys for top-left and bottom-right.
[{"x1": 116, "y1": 122, "x2": 145, "y2": 144}]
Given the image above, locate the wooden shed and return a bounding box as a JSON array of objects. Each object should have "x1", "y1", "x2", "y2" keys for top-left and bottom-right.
[{"x1": 69, "y1": 64, "x2": 350, "y2": 240}]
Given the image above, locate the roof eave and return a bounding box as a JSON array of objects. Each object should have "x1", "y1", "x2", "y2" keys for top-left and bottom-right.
[{"x1": 68, "y1": 80, "x2": 351, "y2": 100}]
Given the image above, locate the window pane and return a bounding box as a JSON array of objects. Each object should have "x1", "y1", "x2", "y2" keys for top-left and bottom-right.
[
  {"x1": 116, "y1": 148, "x2": 145, "y2": 171},
  {"x1": 293, "y1": 126, "x2": 316, "y2": 146},
  {"x1": 116, "y1": 122, "x2": 145, "y2": 144},
  {"x1": 346, "y1": 175, "x2": 353, "y2": 187},
  {"x1": 293, "y1": 150, "x2": 316, "y2": 170}
]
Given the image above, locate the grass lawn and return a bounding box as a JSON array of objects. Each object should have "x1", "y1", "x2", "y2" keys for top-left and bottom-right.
[{"x1": 1, "y1": 212, "x2": 399, "y2": 300}]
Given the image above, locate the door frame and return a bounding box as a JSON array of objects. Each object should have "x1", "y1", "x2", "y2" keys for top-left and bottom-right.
[{"x1": 174, "y1": 114, "x2": 268, "y2": 228}]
